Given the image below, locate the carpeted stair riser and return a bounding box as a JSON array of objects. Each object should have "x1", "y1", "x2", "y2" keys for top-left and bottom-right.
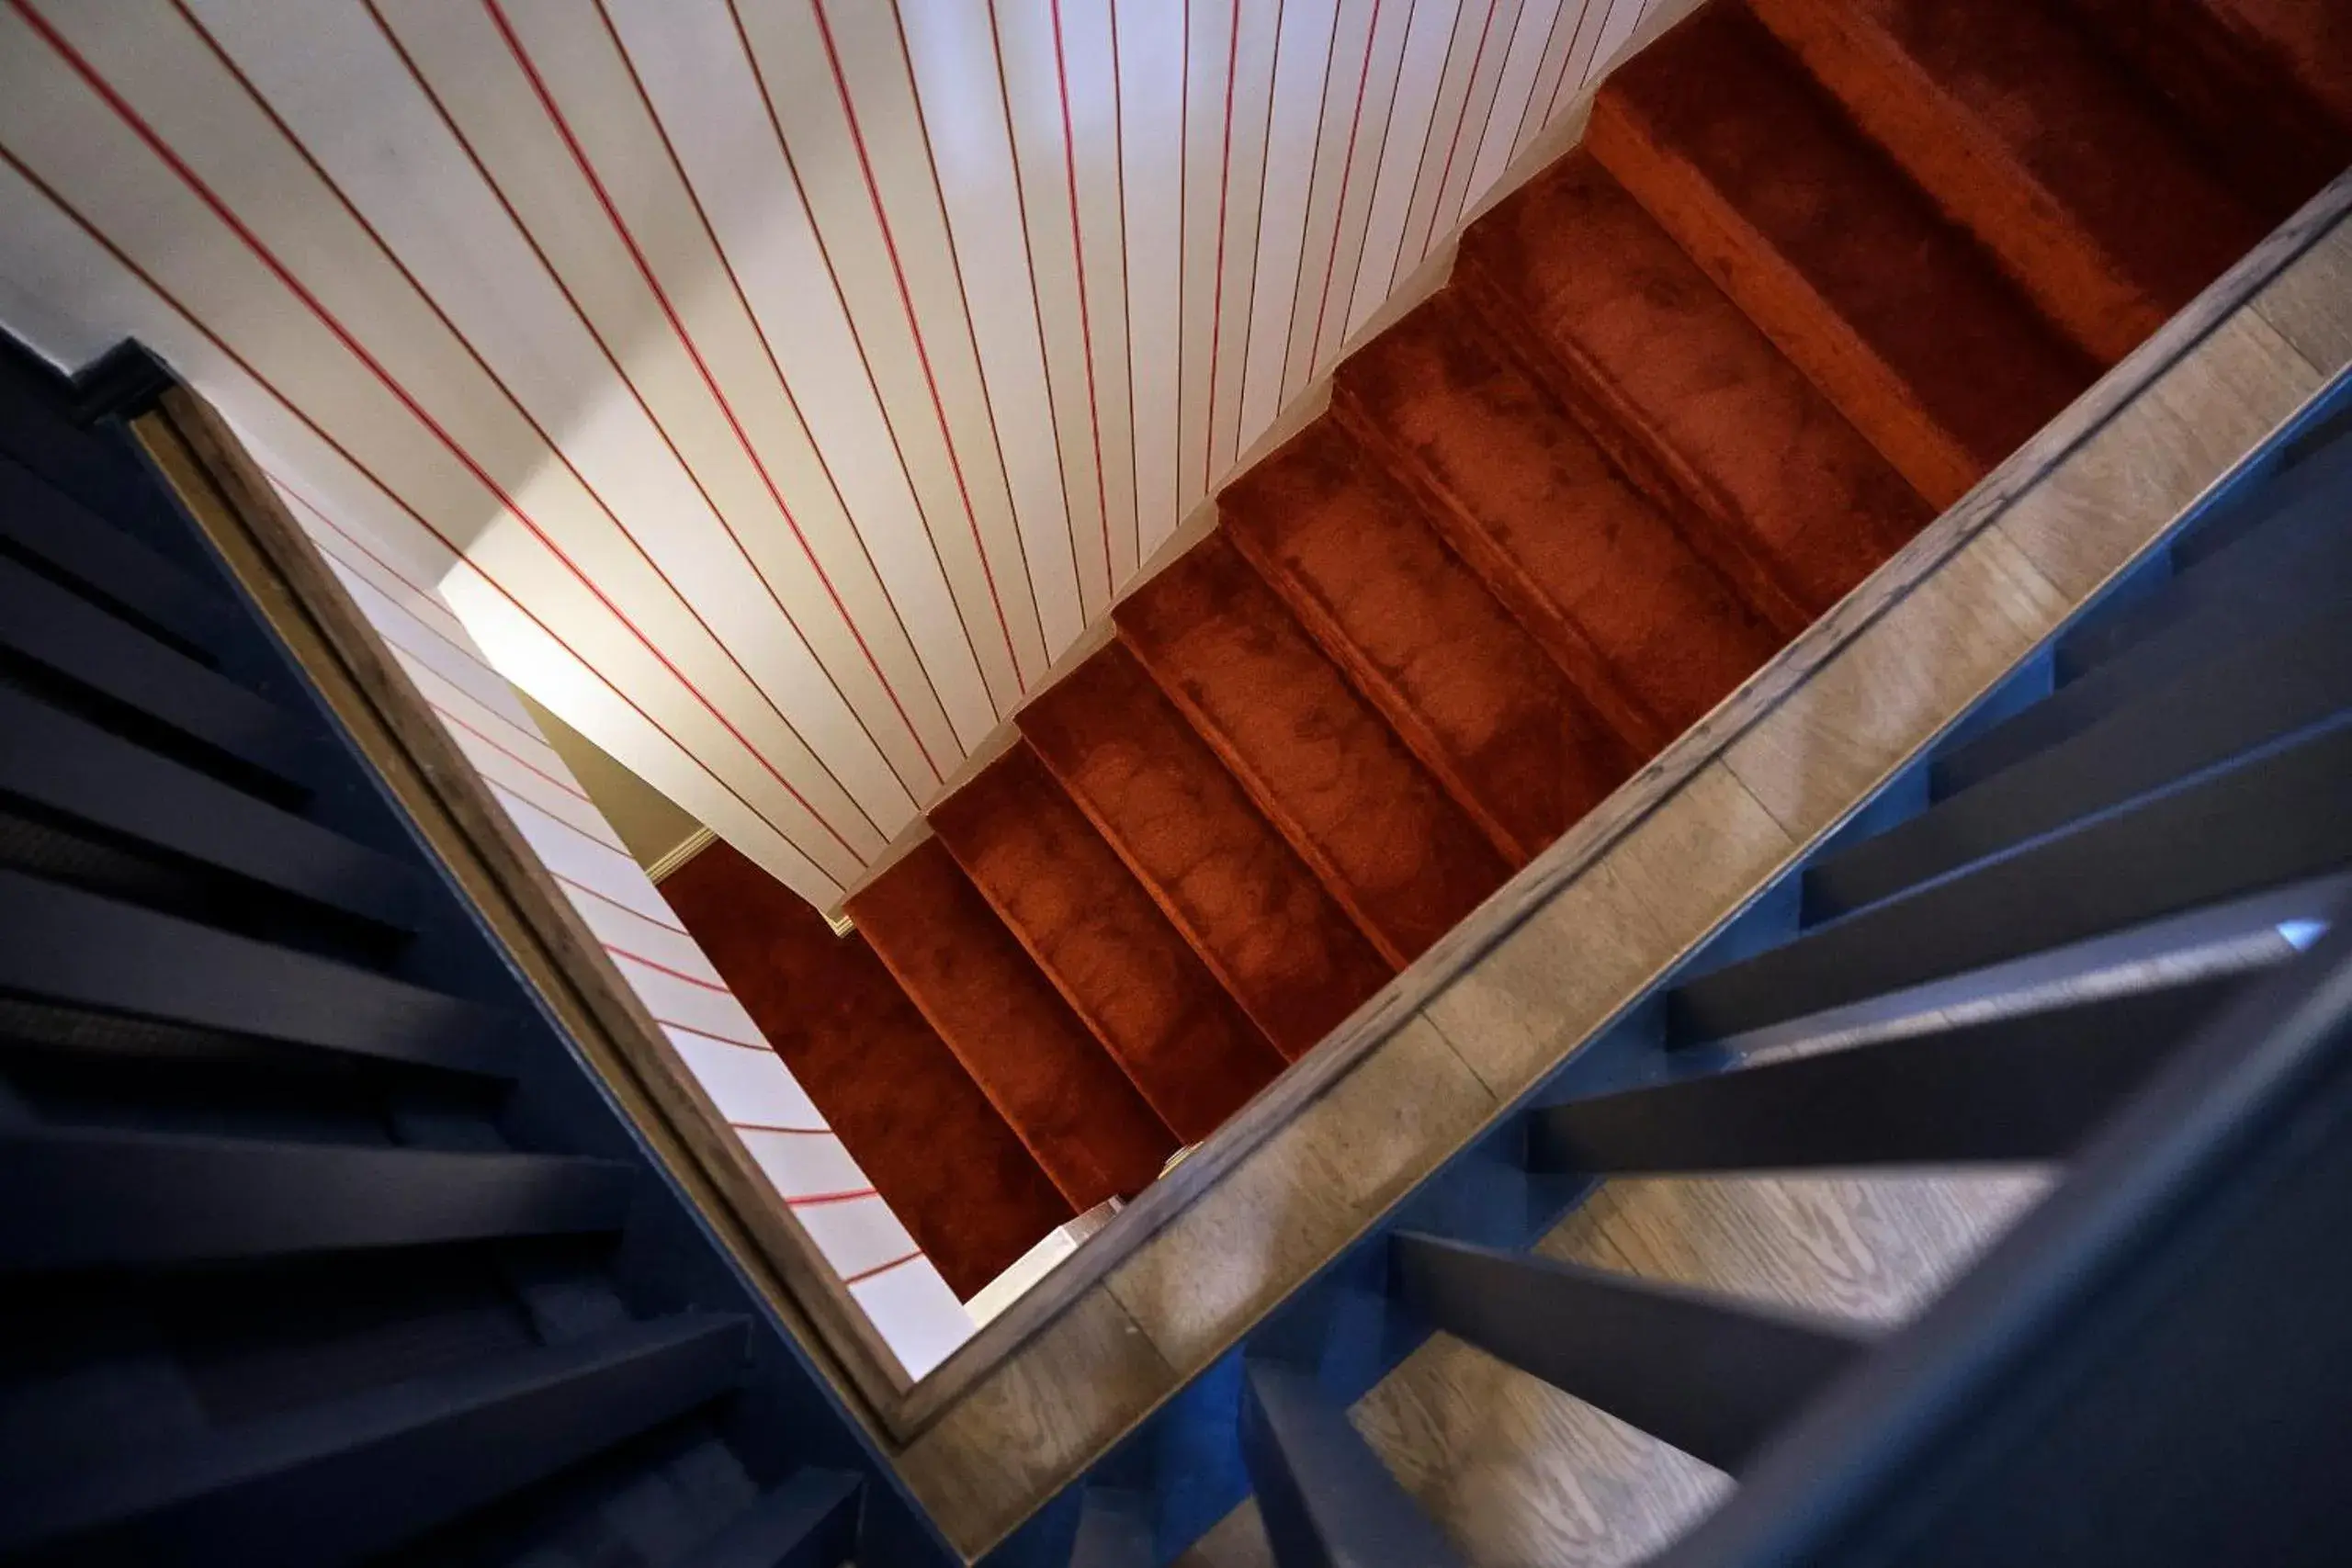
[
  {"x1": 654, "y1": 0, "x2": 2348, "y2": 1301},
  {"x1": 1332, "y1": 286, "x2": 1782, "y2": 749},
  {"x1": 1589, "y1": 3, "x2": 2100, "y2": 508},
  {"x1": 1019, "y1": 641, "x2": 1396, "y2": 1061},
  {"x1": 2056, "y1": 0, "x2": 2349, "y2": 223},
  {"x1": 1748, "y1": 0, "x2": 2263, "y2": 366},
  {"x1": 659, "y1": 842, "x2": 1074, "y2": 1300},
  {"x1": 1220, "y1": 415, "x2": 1638, "y2": 866},
  {"x1": 1114, "y1": 533, "x2": 1514, "y2": 968},
  {"x1": 1457, "y1": 152, "x2": 1934, "y2": 623},
  {"x1": 928, "y1": 743, "x2": 1288, "y2": 1145},
  {"x1": 847, "y1": 840, "x2": 1179, "y2": 1213}
]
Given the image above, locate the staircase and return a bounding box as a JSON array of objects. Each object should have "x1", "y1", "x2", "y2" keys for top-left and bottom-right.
[
  {"x1": 6, "y1": 303, "x2": 2347, "y2": 1568},
  {"x1": 989, "y1": 363, "x2": 2352, "y2": 1566},
  {"x1": 0, "y1": 345, "x2": 956, "y2": 1564},
  {"x1": 6, "y1": 28, "x2": 2348, "y2": 1568},
  {"x1": 9, "y1": 297, "x2": 2349, "y2": 1562},
  {"x1": 663, "y1": 0, "x2": 2352, "y2": 1298}
]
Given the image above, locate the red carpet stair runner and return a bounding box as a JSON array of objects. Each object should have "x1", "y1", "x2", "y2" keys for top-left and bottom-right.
[{"x1": 663, "y1": 0, "x2": 2352, "y2": 1300}]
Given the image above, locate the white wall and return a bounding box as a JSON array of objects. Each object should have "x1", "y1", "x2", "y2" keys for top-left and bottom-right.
[
  {"x1": 274, "y1": 466, "x2": 974, "y2": 1379},
  {"x1": 0, "y1": 0, "x2": 1668, "y2": 911}
]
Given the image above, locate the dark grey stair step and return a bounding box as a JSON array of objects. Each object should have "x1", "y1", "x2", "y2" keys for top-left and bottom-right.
[
  {"x1": 0, "y1": 1313, "x2": 751, "y2": 1565},
  {"x1": 0, "y1": 869, "x2": 513, "y2": 1076},
  {"x1": 0, "y1": 1127, "x2": 633, "y2": 1270}
]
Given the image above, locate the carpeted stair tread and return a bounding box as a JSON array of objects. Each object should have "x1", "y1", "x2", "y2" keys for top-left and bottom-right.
[
  {"x1": 1018, "y1": 642, "x2": 1395, "y2": 1060},
  {"x1": 651, "y1": 0, "x2": 2312, "y2": 1284},
  {"x1": 1220, "y1": 416, "x2": 1638, "y2": 865},
  {"x1": 1461, "y1": 152, "x2": 1933, "y2": 627},
  {"x1": 1335, "y1": 288, "x2": 1782, "y2": 748},
  {"x1": 1589, "y1": 2, "x2": 2098, "y2": 508},
  {"x1": 2056, "y1": 0, "x2": 2351, "y2": 225},
  {"x1": 848, "y1": 838, "x2": 1178, "y2": 1210},
  {"x1": 1114, "y1": 535, "x2": 1512, "y2": 968},
  {"x1": 1749, "y1": 0, "x2": 2264, "y2": 365},
  {"x1": 659, "y1": 842, "x2": 1072, "y2": 1301},
  {"x1": 2221, "y1": 0, "x2": 2352, "y2": 136},
  {"x1": 929, "y1": 743, "x2": 1287, "y2": 1143}
]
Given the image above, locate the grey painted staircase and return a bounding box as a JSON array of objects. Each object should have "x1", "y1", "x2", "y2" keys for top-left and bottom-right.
[
  {"x1": 0, "y1": 337, "x2": 956, "y2": 1565},
  {"x1": 7, "y1": 321, "x2": 2352, "y2": 1563}
]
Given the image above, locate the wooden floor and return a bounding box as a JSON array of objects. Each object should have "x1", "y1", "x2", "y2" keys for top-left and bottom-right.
[
  {"x1": 1180, "y1": 1170, "x2": 2046, "y2": 1568},
  {"x1": 666, "y1": 0, "x2": 2352, "y2": 1295},
  {"x1": 1178, "y1": 925, "x2": 2312, "y2": 1566},
  {"x1": 892, "y1": 199, "x2": 2350, "y2": 1544}
]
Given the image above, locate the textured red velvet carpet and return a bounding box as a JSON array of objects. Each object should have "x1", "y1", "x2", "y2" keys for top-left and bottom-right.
[
  {"x1": 659, "y1": 841, "x2": 1073, "y2": 1300},
  {"x1": 665, "y1": 0, "x2": 2348, "y2": 1302}
]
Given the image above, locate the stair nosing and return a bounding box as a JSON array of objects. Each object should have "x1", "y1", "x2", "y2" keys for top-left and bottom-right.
[
  {"x1": 847, "y1": 847, "x2": 1170, "y2": 1211},
  {"x1": 1013, "y1": 711, "x2": 1342, "y2": 1062},
  {"x1": 1216, "y1": 497, "x2": 1541, "y2": 870},
  {"x1": 1109, "y1": 610, "x2": 1421, "y2": 973},
  {"x1": 927, "y1": 745, "x2": 1282, "y2": 1140},
  {"x1": 1745, "y1": 0, "x2": 2177, "y2": 367},
  {"x1": 1586, "y1": 84, "x2": 1987, "y2": 509},
  {"x1": 1326, "y1": 373, "x2": 1676, "y2": 758},
  {"x1": 1451, "y1": 248, "x2": 1820, "y2": 637}
]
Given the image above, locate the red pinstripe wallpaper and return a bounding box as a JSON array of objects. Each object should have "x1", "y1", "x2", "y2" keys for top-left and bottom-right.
[
  {"x1": 282, "y1": 475, "x2": 976, "y2": 1377},
  {"x1": 0, "y1": 0, "x2": 1668, "y2": 911}
]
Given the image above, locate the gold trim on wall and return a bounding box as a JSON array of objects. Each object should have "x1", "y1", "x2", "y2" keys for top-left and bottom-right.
[{"x1": 647, "y1": 826, "x2": 715, "y2": 885}]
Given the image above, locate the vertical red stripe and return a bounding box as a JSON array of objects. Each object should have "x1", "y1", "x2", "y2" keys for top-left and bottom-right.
[
  {"x1": 1048, "y1": 0, "x2": 1117, "y2": 602},
  {"x1": 1385, "y1": 0, "x2": 1468, "y2": 299},
  {"x1": 484, "y1": 1, "x2": 906, "y2": 832},
  {"x1": 558, "y1": 870, "x2": 692, "y2": 935},
  {"x1": 1336, "y1": 0, "x2": 1420, "y2": 339},
  {"x1": 1419, "y1": 0, "x2": 1500, "y2": 265},
  {"x1": 605, "y1": 944, "x2": 732, "y2": 994},
  {"x1": 885, "y1": 0, "x2": 1060, "y2": 654},
  {"x1": 496, "y1": 784, "x2": 637, "y2": 859},
  {"x1": 806, "y1": 0, "x2": 1032, "y2": 691},
  {"x1": 555, "y1": 869, "x2": 691, "y2": 931},
  {"x1": 171, "y1": 0, "x2": 904, "y2": 836},
  {"x1": 585, "y1": 0, "x2": 953, "y2": 789},
  {"x1": 318, "y1": 544, "x2": 473, "y2": 660},
  {"x1": 842, "y1": 1248, "x2": 924, "y2": 1286},
  {"x1": 310, "y1": 558, "x2": 576, "y2": 777},
  {"x1": 978, "y1": 1, "x2": 1089, "y2": 620},
  {"x1": 786, "y1": 1187, "x2": 880, "y2": 1209},
  {"x1": 1282, "y1": 0, "x2": 1358, "y2": 399},
  {"x1": 1229, "y1": 0, "x2": 1285, "y2": 473},
  {"x1": 438, "y1": 707, "x2": 597, "y2": 807},
  {"x1": 1176, "y1": 0, "x2": 1193, "y2": 521},
  {"x1": 272, "y1": 472, "x2": 469, "y2": 633},
  {"x1": 657, "y1": 1016, "x2": 770, "y2": 1051},
  {"x1": 0, "y1": 138, "x2": 846, "y2": 893},
  {"x1": 308, "y1": 562, "x2": 606, "y2": 803},
  {"x1": 1453, "y1": 0, "x2": 1532, "y2": 229},
  {"x1": 9, "y1": 1, "x2": 865, "y2": 871},
  {"x1": 408, "y1": 662, "x2": 578, "y2": 783},
  {"x1": 270, "y1": 474, "x2": 582, "y2": 773},
  {"x1": 1542, "y1": 0, "x2": 1604, "y2": 128},
  {"x1": 366, "y1": 0, "x2": 967, "y2": 781},
  {"x1": 1203, "y1": 0, "x2": 1241, "y2": 493},
  {"x1": 1105, "y1": 0, "x2": 1141, "y2": 575},
  {"x1": 1509, "y1": 0, "x2": 1583, "y2": 162},
  {"x1": 720, "y1": 0, "x2": 1001, "y2": 733}
]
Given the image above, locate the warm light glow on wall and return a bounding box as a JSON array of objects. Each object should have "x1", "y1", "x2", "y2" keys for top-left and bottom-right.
[
  {"x1": 285, "y1": 485, "x2": 975, "y2": 1377},
  {"x1": 0, "y1": 0, "x2": 1668, "y2": 911}
]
